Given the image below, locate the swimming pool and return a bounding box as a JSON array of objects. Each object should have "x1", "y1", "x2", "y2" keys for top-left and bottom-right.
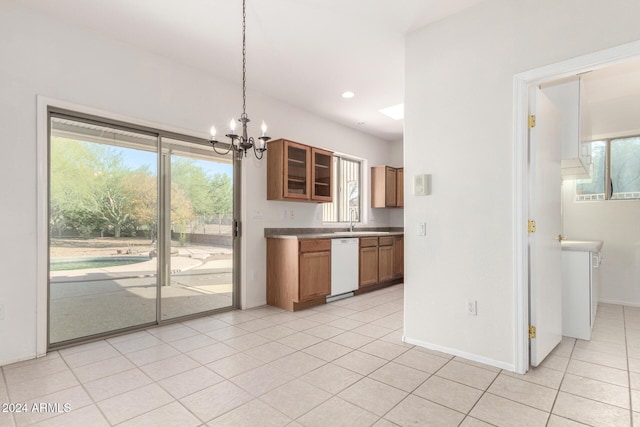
[{"x1": 50, "y1": 256, "x2": 150, "y2": 271}]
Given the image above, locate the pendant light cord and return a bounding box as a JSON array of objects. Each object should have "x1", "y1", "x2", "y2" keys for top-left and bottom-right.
[{"x1": 241, "y1": 0, "x2": 247, "y2": 120}]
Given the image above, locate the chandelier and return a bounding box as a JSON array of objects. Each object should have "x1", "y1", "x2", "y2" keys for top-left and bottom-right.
[{"x1": 209, "y1": 0, "x2": 270, "y2": 159}]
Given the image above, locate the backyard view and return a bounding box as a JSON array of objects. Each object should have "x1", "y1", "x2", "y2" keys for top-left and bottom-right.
[{"x1": 49, "y1": 117, "x2": 234, "y2": 344}]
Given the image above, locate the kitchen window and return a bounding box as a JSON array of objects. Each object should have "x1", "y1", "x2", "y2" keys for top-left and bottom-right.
[
  {"x1": 323, "y1": 155, "x2": 361, "y2": 222},
  {"x1": 577, "y1": 136, "x2": 640, "y2": 200}
]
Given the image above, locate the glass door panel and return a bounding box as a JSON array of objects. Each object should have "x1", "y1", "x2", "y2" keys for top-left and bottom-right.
[
  {"x1": 161, "y1": 138, "x2": 234, "y2": 320},
  {"x1": 49, "y1": 116, "x2": 158, "y2": 345}
]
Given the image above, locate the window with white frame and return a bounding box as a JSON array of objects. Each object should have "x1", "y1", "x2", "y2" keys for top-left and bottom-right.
[
  {"x1": 323, "y1": 155, "x2": 361, "y2": 222},
  {"x1": 577, "y1": 136, "x2": 640, "y2": 200}
]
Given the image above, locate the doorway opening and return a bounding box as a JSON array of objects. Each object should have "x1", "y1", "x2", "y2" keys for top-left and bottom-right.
[{"x1": 513, "y1": 40, "x2": 640, "y2": 374}]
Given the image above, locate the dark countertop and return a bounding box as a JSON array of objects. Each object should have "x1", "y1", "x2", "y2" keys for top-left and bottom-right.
[{"x1": 265, "y1": 227, "x2": 403, "y2": 240}]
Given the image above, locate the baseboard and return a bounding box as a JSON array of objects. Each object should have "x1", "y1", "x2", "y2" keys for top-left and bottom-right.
[
  {"x1": 402, "y1": 335, "x2": 515, "y2": 372},
  {"x1": 598, "y1": 298, "x2": 640, "y2": 308},
  {"x1": 0, "y1": 353, "x2": 40, "y2": 368}
]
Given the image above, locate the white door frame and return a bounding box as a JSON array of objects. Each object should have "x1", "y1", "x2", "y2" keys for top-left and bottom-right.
[{"x1": 513, "y1": 40, "x2": 640, "y2": 374}]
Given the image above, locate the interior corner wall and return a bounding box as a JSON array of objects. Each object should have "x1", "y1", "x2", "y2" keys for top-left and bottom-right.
[
  {"x1": 404, "y1": 0, "x2": 640, "y2": 368},
  {"x1": 0, "y1": 2, "x2": 391, "y2": 366}
]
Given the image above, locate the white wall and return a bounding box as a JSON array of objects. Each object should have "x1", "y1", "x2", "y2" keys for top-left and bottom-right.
[
  {"x1": 404, "y1": 0, "x2": 640, "y2": 369},
  {"x1": 562, "y1": 182, "x2": 640, "y2": 305},
  {"x1": 0, "y1": 2, "x2": 393, "y2": 365}
]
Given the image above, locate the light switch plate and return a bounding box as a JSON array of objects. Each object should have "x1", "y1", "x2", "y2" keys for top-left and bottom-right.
[{"x1": 417, "y1": 222, "x2": 426, "y2": 236}]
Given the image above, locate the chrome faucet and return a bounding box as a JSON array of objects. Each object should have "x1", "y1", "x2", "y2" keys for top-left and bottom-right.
[{"x1": 349, "y1": 208, "x2": 357, "y2": 232}]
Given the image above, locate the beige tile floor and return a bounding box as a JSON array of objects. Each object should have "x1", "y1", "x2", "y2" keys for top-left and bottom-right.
[{"x1": 1, "y1": 285, "x2": 638, "y2": 426}]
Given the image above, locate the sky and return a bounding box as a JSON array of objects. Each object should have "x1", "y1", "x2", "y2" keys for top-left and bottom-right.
[{"x1": 119, "y1": 146, "x2": 233, "y2": 178}]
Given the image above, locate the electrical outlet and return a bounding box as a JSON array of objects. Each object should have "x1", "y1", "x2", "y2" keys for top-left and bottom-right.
[
  {"x1": 466, "y1": 300, "x2": 477, "y2": 316},
  {"x1": 0, "y1": 304, "x2": 5, "y2": 320},
  {"x1": 289, "y1": 209, "x2": 295, "y2": 220}
]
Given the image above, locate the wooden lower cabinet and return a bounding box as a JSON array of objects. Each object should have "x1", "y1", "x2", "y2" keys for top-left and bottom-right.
[
  {"x1": 299, "y1": 251, "x2": 331, "y2": 300},
  {"x1": 358, "y1": 235, "x2": 404, "y2": 291},
  {"x1": 359, "y1": 237, "x2": 378, "y2": 288},
  {"x1": 268, "y1": 234, "x2": 404, "y2": 310},
  {"x1": 393, "y1": 236, "x2": 404, "y2": 278},
  {"x1": 378, "y1": 237, "x2": 394, "y2": 282},
  {"x1": 267, "y1": 238, "x2": 331, "y2": 311}
]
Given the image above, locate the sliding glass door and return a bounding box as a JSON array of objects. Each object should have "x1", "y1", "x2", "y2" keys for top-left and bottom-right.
[
  {"x1": 48, "y1": 113, "x2": 234, "y2": 346},
  {"x1": 161, "y1": 138, "x2": 234, "y2": 320}
]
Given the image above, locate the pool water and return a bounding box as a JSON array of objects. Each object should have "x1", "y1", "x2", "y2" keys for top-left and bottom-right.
[{"x1": 50, "y1": 257, "x2": 149, "y2": 271}]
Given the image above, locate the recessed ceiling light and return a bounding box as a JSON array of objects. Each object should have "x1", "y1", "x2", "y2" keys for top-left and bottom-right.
[
  {"x1": 342, "y1": 91, "x2": 355, "y2": 99},
  {"x1": 357, "y1": 121, "x2": 365, "y2": 125},
  {"x1": 379, "y1": 104, "x2": 404, "y2": 120}
]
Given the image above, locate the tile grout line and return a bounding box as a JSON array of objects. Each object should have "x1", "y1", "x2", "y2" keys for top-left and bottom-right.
[
  {"x1": 545, "y1": 337, "x2": 576, "y2": 427},
  {"x1": 54, "y1": 342, "x2": 114, "y2": 426},
  {"x1": 624, "y1": 305, "x2": 634, "y2": 427},
  {"x1": 0, "y1": 366, "x2": 17, "y2": 427}
]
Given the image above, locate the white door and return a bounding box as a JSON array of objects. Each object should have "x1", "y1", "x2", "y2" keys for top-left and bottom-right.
[{"x1": 529, "y1": 87, "x2": 563, "y2": 367}]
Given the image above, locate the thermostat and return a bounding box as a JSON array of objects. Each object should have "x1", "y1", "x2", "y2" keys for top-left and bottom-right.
[{"x1": 414, "y1": 174, "x2": 431, "y2": 196}]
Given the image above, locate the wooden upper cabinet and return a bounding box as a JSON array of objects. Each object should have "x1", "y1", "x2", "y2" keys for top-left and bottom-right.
[
  {"x1": 371, "y1": 166, "x2": 403, "y2": 208},
  {"x1": 385, "y1": 167, "x2": 397, "y2": 207},
  {"x1": 396, "y1": 168, "x2": 404, "y2": 207},
  {"x1": 311, "y1": 148, "x2": 333, "y2": 202},
  {"x1": 267, "y1": 139, "x2": 333, "y2": 202}
]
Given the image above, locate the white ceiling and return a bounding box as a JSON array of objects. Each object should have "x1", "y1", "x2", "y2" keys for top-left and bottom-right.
[
  {"x1": 582, "y1": 57, "x2": 640, "y2": 137},
  {"x1": 18, "y1": 0, "x2": 484, "y2": 141}
]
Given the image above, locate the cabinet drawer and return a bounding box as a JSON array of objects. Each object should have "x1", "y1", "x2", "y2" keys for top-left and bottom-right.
[
  {"x1": 299, "y1": 239, "x2": 331, "y2": 253},
  {"x1": 360, "y1": 237, "x2": 378, "y2": 248},
  {"x1": 379, "y1": 236, "x2": 394, "y2": 246}
]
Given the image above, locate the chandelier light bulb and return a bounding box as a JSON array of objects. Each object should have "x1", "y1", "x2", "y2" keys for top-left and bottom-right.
[
  {"x1": 261, "y1": 121, "x2": 267, "y2": 136},
  {"x1": 209, "y1": 125, "x2": 217, "y2": 139},
  {"x1": 229, "y1": 118, "x2": 236, "y2": 134}
]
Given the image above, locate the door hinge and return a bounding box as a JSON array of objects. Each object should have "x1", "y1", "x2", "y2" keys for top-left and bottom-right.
[
  {"x1": 528, "y1": 220, "x2": 536, "y2": 233},
  {"x1": 529, "y1": 325, "x2": 536, "y2": 339},
  {"x1": 528, "y1": 115, "x2": 536, "y2": 128}
]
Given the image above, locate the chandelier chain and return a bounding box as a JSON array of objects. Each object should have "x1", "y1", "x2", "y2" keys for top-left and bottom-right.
[{"x1": 241, "y1": 0, "x2": 247, "y2": 119}]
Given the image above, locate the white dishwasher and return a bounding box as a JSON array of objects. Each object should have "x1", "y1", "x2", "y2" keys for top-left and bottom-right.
[{"x1": 329, "y1": 238, "x2": 359, "y2": 300}]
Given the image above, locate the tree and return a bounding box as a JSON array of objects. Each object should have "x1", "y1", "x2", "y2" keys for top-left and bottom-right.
[
  {"x1": 123, "y1": 170, "x2": 157, "y2": 239},
  {"x1": 209, "y1": 173, "x2": 233, "y2": 234},
  {"x1": 171, "y1": 183, "x2": 195, "y2": 243},
  {"x1": 50, "y1": 138, "x2": 159, "y2": 238},
  {"x1": 50, "y1": 138, "x2": 107, "y2": 236},
  {"x1": 171, "y1": 158, "x2": 213, "y2": 218}
]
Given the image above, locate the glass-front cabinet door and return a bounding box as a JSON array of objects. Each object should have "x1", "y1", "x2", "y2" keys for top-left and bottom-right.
[
  {"x1": 311, "y1": 148, "x2": 333, "y2": 202},
  {"x1": 284, "y1": 141, "x2": 311, "y2": 199}
]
